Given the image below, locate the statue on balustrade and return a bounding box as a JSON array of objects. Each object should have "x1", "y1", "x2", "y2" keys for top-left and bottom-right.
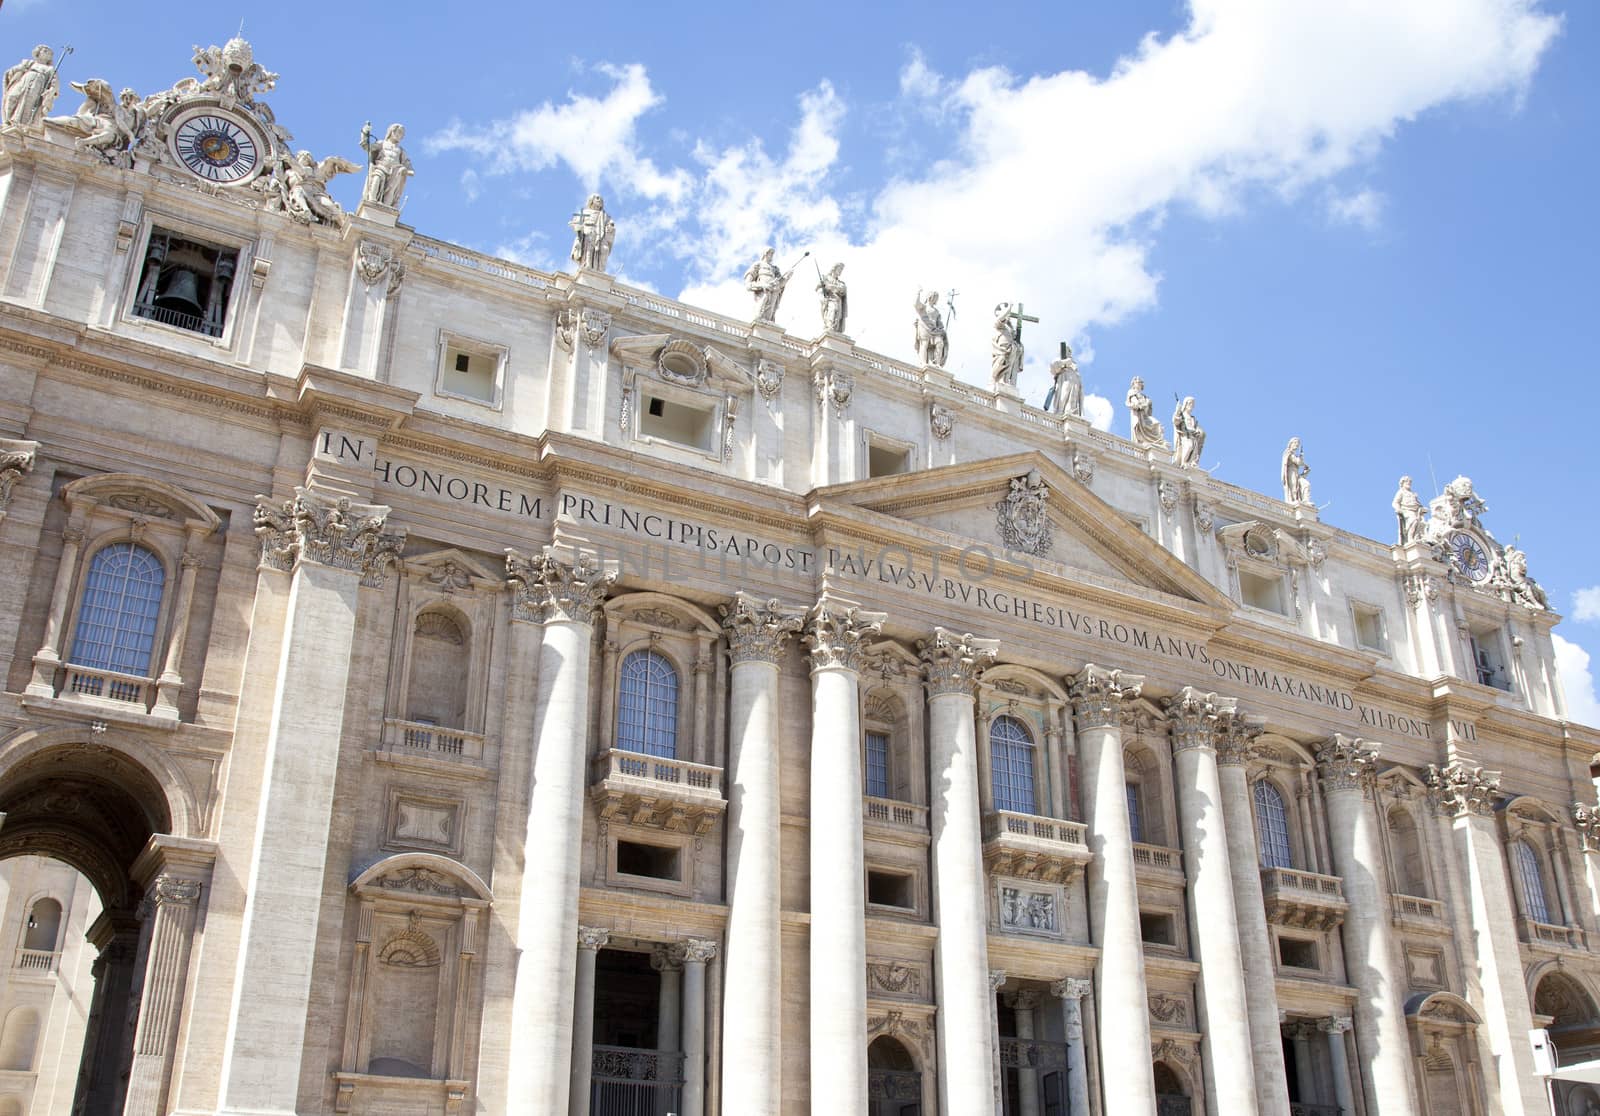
[
  {"x1": 913, "y1": 289, "x2": 948, "y2": 367},
  {"x1": 1043, "y1": 343, "x2": 1083, "y2": 417},
  {"x1": 817, "y1": 262, "x2": 847, "y2": 333},
  {"x1": 1126, "y1": 377, "x2": 1166, "y2": 450},
  {"x1": 1393, "y1": 475, "x2": 1426, "y2": 543},
  {"x1": 3, "y1": 45, "x2": 60, "y2": 128},
  {"x1": 1281, "y1": 437, "x2": 1311, "y2": 504},
  {"x1": 569, "y1": 193, "x2": 616, "y2": 272},
  {"x1": 360, "y1": 121, "x2": 413, "y2": 209}
]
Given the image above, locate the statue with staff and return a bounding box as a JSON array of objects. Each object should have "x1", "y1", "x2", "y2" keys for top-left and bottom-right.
[
  {"x1": 913, "y1": 289, "x2": 949, "y2": 367},
  {"x1": 4, "y1": 44, "x2": 66, "y2": 128},
  {"x1": 745, "y1": 247, "x2": 807, "y2": 323},
  {"x1": 359, "y1": 121, "x2": 413, "y2": 209},
  {"x1": 991, "y1": 301, "x2": 1036, "y2": 389},
  {"x1": 816, "y1": 261, "x2": 847, "y2": 333},
  {"x1": 569, "y1": 193, "x2": 616, "y2": 272},
  {"x1": 1043, "y1": 342, "x2": 1083, "y2": 416}
]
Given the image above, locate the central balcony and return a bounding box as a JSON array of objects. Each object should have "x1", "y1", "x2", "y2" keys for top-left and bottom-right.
[
  {"x1": 1261, "y1": 867, "x2": 1347, "y2": 931},
  {"x1": 589, "y1": 748, "x2": 725, "y2": 835},
  {"x1": 982, "y1": 810, "x2": 1090, "y2": 883}
]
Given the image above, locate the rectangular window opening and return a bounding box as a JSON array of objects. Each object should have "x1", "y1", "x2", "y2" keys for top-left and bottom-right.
[
  {"x1": 440, "y1": 345, "x2": 499, "y2": 404},
  {"x1": 1353, "y1": 604, "x2": 1385, "y2": 652},
  {"x1": 616, "y1": 839, "x2": 681, "y2": 881},
  {"x1": 1240, "y1": 570, "x2": 1286, "y2": 615},
  {"x1": 639, "y1": 393, "x2": 716, "y2": 452},
  {"x1": 868, "y1": 442, "x2": 912, "y2": 478},
  {"x1": 1469, "y1": 629, "x2": 1511, "y2": 691},
  {"x1": 865, "y1": 731, "x2": 891, "y2": 799},
  {"x1": 1139, "y1": 911, "x2": 1174, "y2": 946},
  {"x1": 867, "y1": 869, "x2": 914, "y2": 910},
  {"x1": 131, "y1": 228, "x2": 239, "y2": 338},
  {"x1": 1277, "y1": 937, "x2": 1318, "y2": 970}
]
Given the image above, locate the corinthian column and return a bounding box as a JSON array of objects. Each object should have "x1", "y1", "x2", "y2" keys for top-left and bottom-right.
[
  {"x1": 719, "y1": 593, "x2": 803, "y2": 1116},
  {"x1": 920, "y1": 627, "x2": 1000, "y2": 1116},
  {"x1": 217, "y1": 490, "x2": 404, "y2": 1116},
  {"x1": 1215, "y1": 715, "x2": 1291, "y2": 1116},
  {"x1": 1164, "y1": 688, "x2": 1259, "y2": 1116},
  {"x1": 1315, "y1": 736, "x2": 1417, "y2": 1116},
  {"x1": 1427, "y1": 762, "x2": 1545, "y2": 1115},
  {"x1": 1050, "y1": 979, "x2": 1093, "y2": 1116},
  {"x1": 505, "y1": 550, "x2": 616, "y2": 1115},
  {"x1": 1068, "y1": 664, "x2": 1155, "y2": 1114},
  {"x1": 804, "y1": 591, "x2": 884, "y2": 1114}
]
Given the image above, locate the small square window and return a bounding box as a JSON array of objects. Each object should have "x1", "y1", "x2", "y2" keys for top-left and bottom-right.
[
  {"x1": 867, "y1": 869, "x2": 915, "y2": 910},
  {"x1": 1469, "y1": 628, "x2": 1512, "y2": 691},
  {"x1": 438, "y1": 339, "x2": 503, "y2": 406},
  {"x1": 639, "y1": 392, "x2": 717, "y2": 452},
  {"x1": 1240, "y1": 570, "x2": 1286, "y2": 615},
  {"x1": 1352, "y1": 603, "x2": 1386, "y2": 652},
  {"x1": 1139, "y1": 911, "x2": 1175, "y2": 946},
  {"x1": 616, "y1": 839, "x2": 680, "y2": 881},
  {"x1": 1277, "y1": 937, "x2": 1318, "y2": 970},
  {"x1": 868, "y1": 441, "x2": 912, "y2": 478}
]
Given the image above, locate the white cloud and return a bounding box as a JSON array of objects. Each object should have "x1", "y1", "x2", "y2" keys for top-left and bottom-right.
[
  {"x1": 1083, "y1": 393, "x2": 1114, "y2": 432},
  {"x1": 1327, "y1": 187, "x2": 1385, "y2": 230},
  {"x1": 1555, "y1": 635, "x2": 1600, "y2": 729},
  {"x1": 1574, "y1": 586, "x2": 1600, "y2": 623}
]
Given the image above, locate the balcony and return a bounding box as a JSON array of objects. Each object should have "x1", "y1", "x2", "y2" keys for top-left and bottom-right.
[
  {"x1": 1390, "y1": 892, "x2": 1445, "y2": 931},
  {"x1": 13, "y1": 948, "x2": 60, "y2": 975},
  {"x1": 1132, "y1": 842, "x2": 1185, "y2": 882},
  {"x1": 1261, "y1": 867, "x2": 1347, "y2": 931},
  {"x1": 1523, "y1": 918, "x2": 1584, "y2": 951},
  {"x1": 982, "y1": 810, "x2": 1090, "y2": 883},
  {"x1": 589, "y1": 749, "x2": 725, "y2": 835},
  {"x1": 381, "y1": 717, "x2": 486, "y2": 762},
  {"x1": 590, "y1": 1045, "x2": 683, "y2": 1116},
  {"x1": 55, "y1": 664, "x2": 155, "y2": 713},
  {"x1": 864, "y1": 796, "x2": 929, "y2": 832}
]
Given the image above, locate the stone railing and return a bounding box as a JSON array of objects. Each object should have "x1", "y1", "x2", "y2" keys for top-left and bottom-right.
[
  {"x1": 1289, "y1": 1103, "x2": 1342, "y2": 1116},
  {"x1": 1390, "y1": 893, "x2": 1444, "y2": 923},
  {"x1": 382, "y1": 718, "x2": 485, "y2": 762},
  {"x1": 590, "y1": 1044, "x2": 684, "y2": 1115},
  {"x1": 1524, "y1": 918, "x2": 1582, "y2": 950},
  {"x1": 13, "y1": 948, "x2": 59, "y2": 974},
  {"x1": 864, "y1": 796, "x2": 929, "y2": 831},
  {"x1": 1132, "y1": 842, "x2": 1181, "y2": 874},
  {"x1": 997, "y1": 1036, "x2": 1069, "y2": 1070},
  {"x1": 594, "y1": 749, "x2": 722, "y2": 799},
  {"x1": 985, "y1": 811, "x2": 1087, "y2": 847},
  {"x1": 1261, "y1": 866, "x2": 1348, "y2": 931},
  {"x1": 982, "y1": 811, "x2": 1090, "y2": 884},
  {"x1": 57, "y1": 664, "x2": 153, "y2": 711}
]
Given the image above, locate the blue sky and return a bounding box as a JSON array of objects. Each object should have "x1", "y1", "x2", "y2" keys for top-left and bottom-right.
[{"x1": 9, "y1": 0, "x2": 1600, "y2": 722}]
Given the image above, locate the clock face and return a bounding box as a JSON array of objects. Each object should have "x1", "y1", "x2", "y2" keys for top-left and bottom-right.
[
  {"x1": 170, "y1": 112, "x2": 261, "y2": 184},
  {"x1": 1448, "y1": 531, "x2": 1491, "y2": 582}
]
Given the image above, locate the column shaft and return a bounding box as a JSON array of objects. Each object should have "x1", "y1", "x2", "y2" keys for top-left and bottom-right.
[
  {"x1": 1051, "y1": 982, "x2": 1093, "y2": 1116},
  {"x1": 569, "y1": 930, "x2": 607, "y2": 1116},
  {"x1": 682, "y1": 943, "x2": 713, "y2": 1116},
  {"x1": 1321, "y1": 1018, "x2": 1356, "y2": 1116},
  {"x1": 1009, "y1": 995, "x2": 1041, "y2": 1116},
  {"x1": 1289, "y1": 1025, "x2": 1317, "y2": 1102},
  {"x1": 123, "y1": 875, "x2": 205, "y2": 1116}
]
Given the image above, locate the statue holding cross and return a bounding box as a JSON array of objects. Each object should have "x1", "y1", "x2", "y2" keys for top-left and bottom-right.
[{"x1": 991, "y1": 301, "x2": 1036, "y2": 389}]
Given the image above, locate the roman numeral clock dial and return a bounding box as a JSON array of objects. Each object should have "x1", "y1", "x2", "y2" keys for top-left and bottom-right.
[{"x1": 169, "y1": 111, "x2": 261, "y2": 184}]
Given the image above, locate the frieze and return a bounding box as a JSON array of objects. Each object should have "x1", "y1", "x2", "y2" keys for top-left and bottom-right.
[{"x1": 999, "y1": 885, "x2": 1059, "y2": 934}]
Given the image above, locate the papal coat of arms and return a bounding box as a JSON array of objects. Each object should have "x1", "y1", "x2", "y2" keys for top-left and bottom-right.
[{"x1": 995, "y1": 468, "x2": 1053, "y2": 556}]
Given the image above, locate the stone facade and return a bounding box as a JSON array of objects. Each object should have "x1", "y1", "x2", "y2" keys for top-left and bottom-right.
[{"x1": 1, "y1": 35, "x2": 1599, "y2": 1116}]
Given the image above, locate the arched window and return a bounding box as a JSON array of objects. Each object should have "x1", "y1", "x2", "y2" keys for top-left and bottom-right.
[
  {"x1": 69, "y1": 542, "x2": 165, "y2": 676},
  {"x1": 405, "y1": 610, "x2": 470, "y2": 728},
  {"x1": 1254, "y1": 780, "x2": 1293, "y2": 869},
  {"x1": 617, "y1": 650, "x2": 679, "y2": 758},
  {"x1": 1514, "y1": 840, "x2": 1553, "y2": 924},
  {"x1": 22, "y1": 898, "x2": 62, "y2": 952},
  {"x1": 1388, "y1": 806, "x2": 1429, "y2": 897},
  {"x1": 1126, "y1": 783, "x2": 1145, "y2": 843},
  {"x1": 0, "y1": 1007, "x2": 40, "y2": 1071},
  {"x1": 989, "y1": 715, "x2": 1036, "y2": 815}
]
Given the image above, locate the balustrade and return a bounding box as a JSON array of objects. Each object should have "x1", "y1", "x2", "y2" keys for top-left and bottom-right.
[
  {"x1": 13, "y1": 947, "x2": 60, "y2": 973},
  {"x1": 590, "y1": 1045, "x2": 684, "y2": 1116},
  {"x1": 864, "y1": 796, "x2": 929, "y2": 831},
  {"x1": 57, "y1": 663, "x2": 153, "y2": 711},
  {"x1": 1261, "y1": 866, "x2": 1348, "y2": 931}
]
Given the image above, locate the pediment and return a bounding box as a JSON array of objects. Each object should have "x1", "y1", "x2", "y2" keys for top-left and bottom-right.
[
  {"x1": 610, "y1": 332, "x2": 753, "y2": 391},
  {"x1": 812, "y1": 453, "x2": 1232, "y2": 611}
]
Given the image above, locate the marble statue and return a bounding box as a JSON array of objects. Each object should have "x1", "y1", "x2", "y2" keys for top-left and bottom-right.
[
  {"x1": 1126, "y1": 377, "x2": 1165, "y2": 450},
  {"x1": 192, "y1": 38, "x2": 277, "y2": 106},
  {"x1": 1392, "y1": 476, "x2": 1426, "y2": 544},
  {"x1": 913, "y1": 290, "x2": 948, "y2": 367},
  {"x1": 1281, "y1": 437, "x2": 1311, "y2": 504},
  {"x1": 1429, "y1": 475, "x2": 1487, "y2": 534},
  {"x1": 255, "y1": 150, "x2": 357, "y2": 226},
  {"x1": 569, "y1": 193, "x2": 616, "y2": 272},
  {"x1": 817, "y1": 262, "x2": 847, "y2": 333},
  {"x1": 1171, "y1": 396, "x2": 1205, "y2": 468},
  {"x1": 1496, "y1": 545, "x2": 1548, "y2": 610},
  {"x1": 744, "y1": 248, "x2": 793, "y2": 323},
  {"x1": 50, "y1": 80, "x2": 145, "y2": 166},
  {"x1": 1043, "y1": 344, "x2": 1082, "y2": 416},
  {"x1": 991, "y1": 303, "x2": 1024, "y2": 388},
  {"x1": 3, "y1": 46, "x2": 60, "y2": 128},
  {"x1": 360, "y1": 122, "x2": 413, "y2": 209}
]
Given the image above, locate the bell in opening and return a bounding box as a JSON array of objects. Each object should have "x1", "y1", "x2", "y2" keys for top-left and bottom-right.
[{"x1": 154, "y1": 267, "x2": 204, "y2": 318}]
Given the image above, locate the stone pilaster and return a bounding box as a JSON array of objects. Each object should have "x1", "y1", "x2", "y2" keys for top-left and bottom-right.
[
  {"x1": 1427, "y1": 761, "x2": 1545, "y2": 1115},
  {"x1": 505, "y1": 549, "x2": 615, "y2": 1116},
  {"x1": 1050, "y1": 978, "x2": 1093, "y2": 1116},
  {"x1": 804, "y1": 592, "x2": 883, "y2": 1115},
  {"x1": 1005, "y1": 990, "x2": 1043, "y2": 1116},
  {"x1": 1215, "y1": 714, "x2": 1291, "y2": 1116},
  {"x1": 152, "y1": 545, "x2": 204, "y2": 718},
  {"x1": 1319, "y1": 1016, "x2": 1356, "y2": 1116},
  {"x1": 26, "y1": 521, "x2": 84, "y2": 695},
  {"x1": 719, "y1": 593, "x2": 802, "y2": 1116},
  {"x1": 681, "y1": 938, "x2": 718, "y2": 1116},
  {"x1": 1069, "y1": 664, "x2": 1156, "y2": 1114},
  {"x1": 1315, "y1": 736, "x2": 1417, "y2": 1116},
  {"x1": 569, "y1": 927, "x2": 610, "y2": 1116},
  {"x1": 1164, "y1": 688, "x2": 1259, "y2": 1116},
  {"x1": 919, "y1": 628, "x2": 1000, "y2": 1116},
  {"x1": 217, "y1": 491, "x2": 404, "y2": 1116}
]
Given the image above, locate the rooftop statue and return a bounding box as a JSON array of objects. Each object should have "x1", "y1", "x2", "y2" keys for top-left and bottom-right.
[
  {"x1": 192, "y1": 38, "x2": 278, "y2": 106},
  {"x1": 48, "y1": 80, "x2": 144, "y2": 167},
  {"x1": 1427, "y1": 475, "x2": 1487, "y2": 538},
  {"x1": 1171, "y1": 396, "x2": 1205, "y2": 468},
  {"x1": 913, "y1": 289, "x2": 948, "y2": 367},
  {"x1": 1126, "y1": 377, "x2": 1166, "y2": 451},
  {"x1": 257, "y1": 150, "x2": 359, "y2": 227},
  {"x1": 360, "y1": 122, "x2": 412, "y2": 209},
  {"x1": 1281, "y1": 437, "x2": 1311, "y2": 504},
  {"x1": 3, "y1": 46, "x2": 61, "y2": 128},
  {"x1": 991, "y1": 302, "x2": 1024, "y2": 389},
  {"x1": 1393, "y1": 476, "x2": 1426, "y2": 544},
  {"x1": 1494, "y1": 545, "x2": 1549, "y2": 611},
  {"x1": 1043, "y1": 343, "x2": 1082, "y2": 417},
  {"x1": 817, "y1": 262, "x2": 847, "y2": 334},
  {"x1": 569, "y1": 193, "x2": 616, "y2": 272},
  {"x1": 745, "y1": 248, "x2": 802, "y2": 323}
]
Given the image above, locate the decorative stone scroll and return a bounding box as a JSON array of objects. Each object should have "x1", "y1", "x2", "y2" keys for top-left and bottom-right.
[
  {"x1": 0, "y1": 438, "x2": 38, "y2": 521},
  {"x1": 1163, "y1": 687, "x2": 1236, "y2": 753},
  {"x1": 721, "y1": 591, "x2": 803, "y2": 664},
  {"x1": 1314, "y1": 734, "x2": 1378, "y2": 794},
  {"x1": 1069, "y1": 665, "x2": 1144, "y2": 730},
  {"x1": 756, "y1": 359, "x2": 784, "y2": 400},
  {"x1": 929, "y1": 402, "x2": 954, "y2": 440},
  {"x1": 918, "y1": 627, "x2": 999, "y2": 697},
  {"x1": 504, "y1": 549, "x2": 615, "y2": 626},
  {"x1": 804, "y1": 592, "x2": 885, "y2": 673},
  {"x1": 1425, "y1": 762, "x2": 1500, "y2": 818},
  {"x1": 252, "y1": 488, "x2": 404, "y2": 586}
]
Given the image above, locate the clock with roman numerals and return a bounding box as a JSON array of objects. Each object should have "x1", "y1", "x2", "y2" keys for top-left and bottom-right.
[{"x1": 168, "y1": 109, "x2": 264, "y2": 185}]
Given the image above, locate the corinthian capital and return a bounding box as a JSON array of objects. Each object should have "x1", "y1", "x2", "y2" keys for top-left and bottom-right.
[
  {"x1": 918, "y1": 627, "x2": 999, "y2": 697},
  {"x1": 1164, "y1": 687, "x2": 1235, "y2": 753},
  {"x1": 1315, "y1": 734, "x2": 1379, "y2": 795},
  {"x1": 1050, "y1": 977, "x2": 1092, "y2": 1001},
  {"x1": 1069, "y1": 665, "x2": 1144, "y2": 730},
  {"x1": 681, "y1": 938, "x2": 719, "y2": 964},
  {"x1": 1425, "y1": 761, "x2": 1500, "y2": 818},
  {"x1": 505, "y1": 549, "x2": 615, "y2": 626},
  {"x1": 1215, "y1": 709, "x2": 1265, "y2": 767},
  {"x1": 253, "y1": 489, "x2": 405, "y2": 586},
  {"x1": 253, "y1": 495, "x2": 298, "y2": 572},
  {"x1": 803, "y1": 592, "x2": 885, "y2": 673},
  {"x1": 0, "y1": 438, "x2": 38, "y2": 520},
  {"x1": 1574, "y1": 802, "x2": 1600, "y2": 851},
  {"x1": 721, "y1": 591, "x2": 803, "y2": 664}
]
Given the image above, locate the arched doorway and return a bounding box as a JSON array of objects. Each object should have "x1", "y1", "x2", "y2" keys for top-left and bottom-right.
[
  {"x1": 1154, "y1": 1061, "x2": 1191, "y2": 1116},
  {"x1": 868, "y1": 1035, "x2": 922, "y2": 1116},
  {"x1": 0, "y1": 731, "x2": 211, "y2": 1116},
  {"x1": 1535, "y1": 971, "x2": 1600, "y2": 1116}
]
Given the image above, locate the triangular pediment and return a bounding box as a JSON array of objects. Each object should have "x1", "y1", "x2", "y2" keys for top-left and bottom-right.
[{"x1": 811, "y1": 453, "x2": 1232, "y2": 612}]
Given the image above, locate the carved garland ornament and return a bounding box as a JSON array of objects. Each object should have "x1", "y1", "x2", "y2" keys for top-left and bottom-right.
[
  {"x1": 929, "y1": 402, "x2": 954, "y2": 440},
  {"x1": 721, "y1": 591, "x2": 803, "y2": 664},
  {"x1": 804, "y1": 595, "x2": 885, "y2": 673},
  {"x1": 505, "y1": 549, "x2": 615, "y2": 625},
  {"x1": 1425, "y1": 762, "x2": 1500, "y2": 818},
  {"x1": 866, "y1": 960, "x2": 924, "y2": 996},
  {"x1": 756, "y1": 359, "x2": 785, "y2": 400},
  {"x1": 918, "y1": 627, "x2": 999, "y2": 697}
]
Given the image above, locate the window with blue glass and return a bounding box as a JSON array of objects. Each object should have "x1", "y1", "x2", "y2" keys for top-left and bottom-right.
[
  {"x1": 617, "y1": 649, "x2": 679, "y2": 758},
  {"x1": 865, "y1": 731, "x2": 891, "y2": 799},
  {"x1": 989, "y1": 715, "x2": 1036, "y2": 815},
  {"x1": 1514, "y1": 840, "x2": 1553, "y2": 924},
  {"x1": 1126, "y1": 783, "x2": 1144, "y2": 843},
  {"x1": 68, "y1": 543, "x2": 165, "y2": 677},
  {"x1": 1253, "y1": 780, "x2": 1293, "y2": 869}
]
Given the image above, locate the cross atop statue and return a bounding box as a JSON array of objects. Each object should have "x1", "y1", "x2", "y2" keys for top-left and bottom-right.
[{"x1": 1005, "y1": 302, "x2": 1040, "y2": 341}]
